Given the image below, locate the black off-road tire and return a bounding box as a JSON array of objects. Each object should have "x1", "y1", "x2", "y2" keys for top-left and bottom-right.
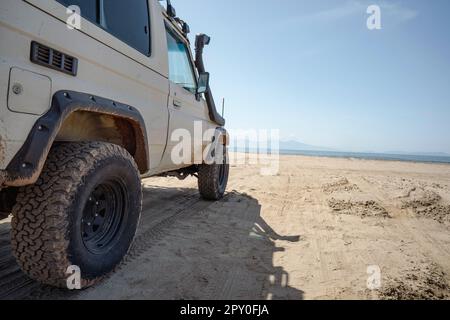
[
  {"x1": 11, "y1": 142, "x2": 142, "y2": 288},
  {"x1": 198, "y1": 147, "x2": 229, "y2": 201}
]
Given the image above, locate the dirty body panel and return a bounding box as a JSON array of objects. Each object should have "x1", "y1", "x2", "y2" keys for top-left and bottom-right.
[
  {"x1": 0, "y1": 0, "x2": 224, "y2": 188},
  {"x1": 0, "y1": 0, "x2": 170, "y2": 183}
]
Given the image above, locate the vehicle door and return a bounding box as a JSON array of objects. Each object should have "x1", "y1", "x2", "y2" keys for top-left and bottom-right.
[{"x1": 160, "y1": 24, "x2": 209, "y2": 171}]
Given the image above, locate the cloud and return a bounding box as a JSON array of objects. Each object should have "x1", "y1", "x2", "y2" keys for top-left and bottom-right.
[
  {"x1": 300, "y1": 1, "x2": 365, "y2": 24},
  {"x1": 282, "y1": 0, "x2": 418, "y2": 27}
]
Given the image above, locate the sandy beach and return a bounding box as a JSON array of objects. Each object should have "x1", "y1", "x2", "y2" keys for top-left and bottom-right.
[{"x1": 1, "y1": 153, "x2": 450, "y2": 300}]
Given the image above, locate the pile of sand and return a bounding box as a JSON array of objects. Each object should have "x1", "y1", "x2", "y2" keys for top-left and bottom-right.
[
  {"x1": 328, "y1": 198, "x2": 390, "y2": 218},
  {"x1": 401, "y1": 188, "x2": 450, "y2": 225},
  {"x1": 322, "y1": 177, "x2": 360, "y2": 194},
  {"x1": 379, "y1": 263, "x2": 450, "y2": 300}
]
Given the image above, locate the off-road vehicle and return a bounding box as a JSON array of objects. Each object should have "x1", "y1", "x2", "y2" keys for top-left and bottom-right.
[{"x1": 0, "y1": 0, "x2": 229, "y2": 288}]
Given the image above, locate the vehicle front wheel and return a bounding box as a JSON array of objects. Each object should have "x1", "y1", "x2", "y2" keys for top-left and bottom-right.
[
  {"x1": 198, "y1": 146, "x2": 229, "y2": 201},
  {"x1": 11, "y1": 142, "x2": 142, "y2": 288}
]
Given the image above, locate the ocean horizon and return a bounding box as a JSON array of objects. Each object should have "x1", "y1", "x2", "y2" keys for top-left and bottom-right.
[{"x1": 230, "y1": 148, "x2": 450, "y2": 164}]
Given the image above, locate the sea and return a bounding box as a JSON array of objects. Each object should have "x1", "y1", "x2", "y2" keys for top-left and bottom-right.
[{"x1": 231, "y1": 148, "x2": 450, "y2": 164}]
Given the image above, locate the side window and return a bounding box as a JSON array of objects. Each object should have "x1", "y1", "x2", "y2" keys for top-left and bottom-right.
[
  {"x1": 55, "y1": 0, "x2": 150, "y2": 55},
  {"x1": 166, "y1": 28, "x2": 197, "y2": 94},
  {"x1": 102, "y1": 0, "x2": 150, "y2": 55},
  {"x1": 56, "y1": 0, "x2": 97, "y2": 22}
]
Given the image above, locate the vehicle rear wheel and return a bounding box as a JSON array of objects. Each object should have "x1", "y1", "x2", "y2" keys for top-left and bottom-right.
[
  {"x1": 11, "y1": 142, "x2": 142, "y2": 288},
  {"x1": 198, "y1": 146, "x2": 229, "y2": 201}
]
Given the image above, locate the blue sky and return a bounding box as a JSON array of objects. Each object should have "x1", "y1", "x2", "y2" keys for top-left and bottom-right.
[{"x1": 174, "y1": 0, "x2": 450, "y2": 153}]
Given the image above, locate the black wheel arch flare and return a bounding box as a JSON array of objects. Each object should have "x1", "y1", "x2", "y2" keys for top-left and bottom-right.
[{"x1": 5, "y1": 91, "x2": 149, "y2": 187}]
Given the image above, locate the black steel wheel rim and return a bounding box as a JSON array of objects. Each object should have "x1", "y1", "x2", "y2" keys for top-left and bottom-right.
[{"x1": 81, "y1": 179, "x2": 128, "y2": 254}]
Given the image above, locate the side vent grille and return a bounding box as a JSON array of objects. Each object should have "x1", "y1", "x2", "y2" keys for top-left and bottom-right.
[{"x1": 30, "y1": 41, "x2": 78, "y2": 76}]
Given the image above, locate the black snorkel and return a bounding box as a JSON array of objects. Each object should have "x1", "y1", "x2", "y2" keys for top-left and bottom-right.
[{"x1": 195, "y1": 34, "x2": 226, "y2": 126}]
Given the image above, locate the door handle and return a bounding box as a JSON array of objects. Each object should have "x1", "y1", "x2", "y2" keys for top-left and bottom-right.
[{"x1": 173, "y1": 99, "x2": 183, "y2": 108}]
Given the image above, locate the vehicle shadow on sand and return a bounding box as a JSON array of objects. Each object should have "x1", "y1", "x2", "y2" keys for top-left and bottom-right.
[{"x1": 0, "y1": 185, "x2": 303, "y2": 300}]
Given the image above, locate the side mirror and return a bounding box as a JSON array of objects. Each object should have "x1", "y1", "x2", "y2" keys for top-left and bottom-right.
[
  {"x1": 182, "y1": 22, "x2": 190, "y2": 34},
  {"x1": 197, "y1": 72, "x2": 210, "y2": 95}
]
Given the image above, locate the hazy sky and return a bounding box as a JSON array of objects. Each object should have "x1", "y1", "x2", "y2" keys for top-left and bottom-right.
[{"x1": 174, "y1": 0, "x2": 450, "y2": 153}]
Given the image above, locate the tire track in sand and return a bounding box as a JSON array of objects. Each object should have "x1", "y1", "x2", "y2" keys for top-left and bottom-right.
[
  {"x1": 354, "y1": 176, "x2": 450, "y2": 274},
  {"x1": 0, "y1": 185, "x2": 213, "y2": 300}
]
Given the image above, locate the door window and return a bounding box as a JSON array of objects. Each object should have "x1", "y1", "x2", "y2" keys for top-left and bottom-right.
[{"x1": 166, "y1": 28, "x2": 197, "y2": 94}]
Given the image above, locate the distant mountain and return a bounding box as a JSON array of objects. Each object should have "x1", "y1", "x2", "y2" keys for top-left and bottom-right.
[
  {"x1": 279, "y1": 140, "x2": 337, "y2": 152},
  {"x1": 229, "y1": 138, "x2": 450, "y2": 157},
  {"x1": 229, "y1": 139, "x2": 334, "y2": 152}
]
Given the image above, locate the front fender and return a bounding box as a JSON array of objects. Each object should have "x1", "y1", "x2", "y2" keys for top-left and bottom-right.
[{"x1": 3, "y1": 90, "x2": 149, "y2": 187}]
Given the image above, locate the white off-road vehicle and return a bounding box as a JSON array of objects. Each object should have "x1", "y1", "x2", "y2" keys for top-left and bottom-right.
[{"x1": 0, "y1": 0, "x2": 228, "y2": 288}]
